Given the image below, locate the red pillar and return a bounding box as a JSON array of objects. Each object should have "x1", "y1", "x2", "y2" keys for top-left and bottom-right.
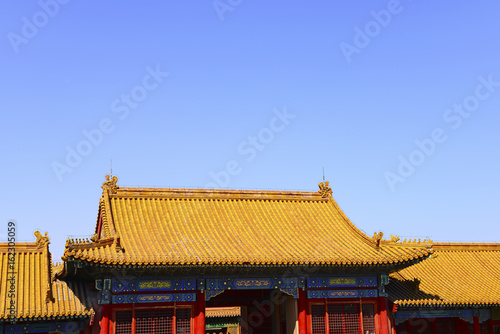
[
  {"x1": 473, "y1": 316, "x2": 480, "y2": 334},
  {"x1": 100, "y1": 304, "x2": 110, "y2": 334},
  {"x1": 378, "y1": 297, "x2": 389, "y2": 334},
  {"x1": 195, "y1": 291, "x2": 205, "y2": 334},
  {"x1": 389, "y1": 316, "x2": 396, "y2": 334},
  {"x1": 489, "y1": 319, "x2": 494, "y2": 334},
  {"x1": 298, "y1": 289, "x2": 307, "y2": 334}
]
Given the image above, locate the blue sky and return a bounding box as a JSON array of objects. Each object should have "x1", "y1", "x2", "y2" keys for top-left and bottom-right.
[{"x1": 1, "y1": 1, "x2": 499, "y2": 260}]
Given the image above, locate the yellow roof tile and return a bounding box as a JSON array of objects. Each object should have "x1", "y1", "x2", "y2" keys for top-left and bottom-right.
[
  {"x1": 388, "y1": 243, "x2": 500, "y2": 307},
  {"x1": 206, "y1": 307, "x2": 241, "y2": 318},
  {"x1": 0, "y1": 233, "x2": 95, "y2": 320},
  {"x1": 63, "y1": 177, "x2": 432, "y2": 267}
]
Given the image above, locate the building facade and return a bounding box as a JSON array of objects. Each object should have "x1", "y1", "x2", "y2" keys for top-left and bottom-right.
[{"x1": 1, "y1": 176, "x2": 499, "y2": 334}]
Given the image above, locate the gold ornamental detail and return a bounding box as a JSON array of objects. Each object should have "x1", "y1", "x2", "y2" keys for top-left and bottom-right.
[
  {"x1": 102, "y1": 175, "x2": 119, "y2": 194},
  {"x1": 318, "y1": 181, "x2": 332, "y2": 198}
]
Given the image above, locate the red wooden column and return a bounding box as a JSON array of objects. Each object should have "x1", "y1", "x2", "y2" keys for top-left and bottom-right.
[
  {"x1": 489, "y1": 319, "x2": 494, "y2": 334},
  {"x1": 473, "y1": 316, "x2": 480, "y2": 334},
  {"x1": 195, "y1": 291, "x2": 206, "y2": 334},
  {"x1": 377, "y1": 297, "x2": 389, "y2": 334},
  {"x1": 298, "y1": 289, "x2": 307, "y2": 334},
  {"x1": 100, "y1": 304, "x2": 110, "y2": 334}
]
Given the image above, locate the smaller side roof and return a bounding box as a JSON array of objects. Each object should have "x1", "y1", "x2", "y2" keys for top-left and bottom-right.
[
  {"x1": 0, "y1": 232, "x2": 95, "y2": 321},
  {"x1": 387, "y1": 243, "x2": 500, "y2": 307},
  {"x1": 206, "y1": 307, "x2": 241, "y2": 318}
]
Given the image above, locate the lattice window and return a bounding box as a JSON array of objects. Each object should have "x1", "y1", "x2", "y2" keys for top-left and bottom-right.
[
  {"x1": 136, "y1": 310, "x2": 156, "y2": 334},
  {"x1": 329, "y1": 304, "x2": 360, "y2": 334},
  {"x1": 361, "y1": 304, "x2": 375, "y2": 334},
  {"x1": 176, "y1": 308, "x2": 191, "y2": 334},
  {"x1": 311, "y1": 303, "x2": 375, "y2": 334},
  {"x1": 156, "y1": 309, "x2": 174, "y2": 334},
  {"x1": 311, "y1": 305, "x2": 326, "y2": 334},
  {"x1": 116, "y1": 308, "x2": 179, "y2": 334},
  {"x1": 115, "y1": 310, "x2": 133, "y2": 334},
  {"x1": 345, "y1": 304, "x2": 361, "y2": 334},
  {"x1": 328, "y1": 304, "x2": 343, "y2": 334}
]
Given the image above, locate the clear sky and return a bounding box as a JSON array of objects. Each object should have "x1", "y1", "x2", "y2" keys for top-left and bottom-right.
[{"x1": 1, "y1": 1, "x2": 499, "y2": 260}]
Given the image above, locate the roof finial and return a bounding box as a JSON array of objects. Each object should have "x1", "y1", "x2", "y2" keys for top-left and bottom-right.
[
  {"x1": 34, "y1": 231, "x2": 50, "y2": 249},
  {"x1": 323, "y1": 167, "x2": 325, "y2": 181},
  {"x1": 102, "y1": 175, "x2": 119, "y2": 194},
  {"x1": 318, "y1": 180, "x2": 332, "y2": 198},
  {"x1": 373, "y1": 231, "x2": 384, "y2": 246},
  {"x1": 110, "y1": 159, "x2": 113, "y2": 176}
]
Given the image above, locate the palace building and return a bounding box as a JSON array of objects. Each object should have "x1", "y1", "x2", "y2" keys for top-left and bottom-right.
[
  {"x1": 387, "y1": 242, "x2": 500, "y2": 333},
  {"x1": 1, "y1": 176, "x2": 499, "y2": 334},
  {"x1": 0, "y1": 233, "x2": 94, "y2": 333}
]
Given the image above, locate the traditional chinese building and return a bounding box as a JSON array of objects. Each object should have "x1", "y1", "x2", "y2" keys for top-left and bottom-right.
[
  {"x1": 387, "y1": 242, "x2": 500, "y2": 334},
  {"x1": 0, "y1": 233, "x2": 94, "y2": 334},
  {"x1": 3, "y1": 176, "x2": 497, "y2": 334},
  {"x1": 205, "y1": 306, "x2": 241, "y2": 334},
  {"x1": 57, "y1": 176, "x2": 433, "y2": 334}
]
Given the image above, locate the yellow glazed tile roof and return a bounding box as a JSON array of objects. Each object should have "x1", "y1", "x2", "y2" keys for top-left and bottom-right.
[
  {"x1": 0, "y1": 233, "x2": 94, "y2": 320},
  {"x1": 206, "y1": 307, "x2": 241, "y2": 318},
  {"x1": 388, "y1": 243, "x2": 500, "y2": 307},
  {"x1": 63, "y1": 177, "x2": 432, "y2": 267}
]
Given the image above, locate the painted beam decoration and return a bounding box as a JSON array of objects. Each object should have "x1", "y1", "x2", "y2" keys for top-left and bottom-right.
[
  {"x1": 307, "y1": 276, "x2": 377, "y2": 288},
  {"x1": 204, "y1": 277, "x2": 299, "y2": 300},
  {"x1": 206, "y1": 277, "x2": 297, "y2": 290},
  {"x1": 5, "y1": 321, "x2": 84, "y2": 334},
  {"x1": 97, "y1": 276, "x2": 382, "y2": 303},
  {"x1": 112, "y1": 278, "x2": 196, "y2": 293},
  {"x1": 112, "y1": 293, "x2": 196, "y2": 304},
  {"x1": 307, "y1": 289, "x2": 378, "y2": 299}
]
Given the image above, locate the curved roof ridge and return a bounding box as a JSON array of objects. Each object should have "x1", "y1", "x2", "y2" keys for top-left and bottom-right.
[{"x1": 114, "y1": 185, "x2": 322, "y2": 201}]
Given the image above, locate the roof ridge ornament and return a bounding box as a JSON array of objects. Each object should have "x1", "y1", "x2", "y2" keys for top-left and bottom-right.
[
  {"x1": 318, "y1": 181, "x2": 332, "y2": 198},
  {"x1": 102, "y1": 175, "x2": 119, "y2": 194},
  {"x1": 373, "y1": 231, "x2": 384, "y2": 246},
  {"x1": 34, "y1": 231, "x2": 50, "y2": 249},
  {"x1": 390, "y1": 235, "x2": 401, "y2": 243},
  {"x1": 402, "y1": 238, "x2": 433, "y2": 247}
]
